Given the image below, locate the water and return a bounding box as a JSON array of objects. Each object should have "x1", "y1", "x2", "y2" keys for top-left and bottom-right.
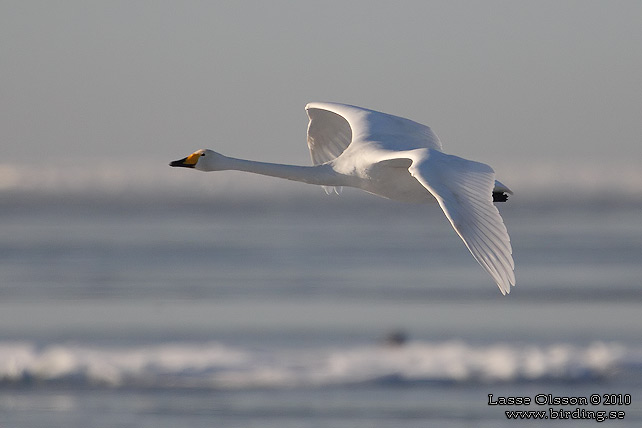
[{"x1": 1, "y1": 188, "x2": 641, "y2": 427}]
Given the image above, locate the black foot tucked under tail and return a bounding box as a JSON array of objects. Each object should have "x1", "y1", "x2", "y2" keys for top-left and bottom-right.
[{"x1": 493, "y1": 192, "x2": 509, "y2": 202}]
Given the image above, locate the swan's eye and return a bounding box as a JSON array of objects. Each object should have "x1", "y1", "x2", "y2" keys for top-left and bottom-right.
[{"x1": 201, "y1": 153, "x2": 206, "y2": 157}]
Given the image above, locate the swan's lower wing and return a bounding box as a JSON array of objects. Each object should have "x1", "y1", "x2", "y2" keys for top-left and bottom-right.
[{"x1": 409, "y1": 150, "x2": 515, "y2": 294}]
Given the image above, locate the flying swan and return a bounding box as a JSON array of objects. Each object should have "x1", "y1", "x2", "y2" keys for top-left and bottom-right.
[{"x1": 171, "y1": 102, "x2": 515, "y2": 294}]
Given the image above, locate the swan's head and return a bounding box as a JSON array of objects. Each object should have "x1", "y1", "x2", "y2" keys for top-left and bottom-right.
[{"x1": 169, "y1": 149, "x2": 226, "y2": 171}]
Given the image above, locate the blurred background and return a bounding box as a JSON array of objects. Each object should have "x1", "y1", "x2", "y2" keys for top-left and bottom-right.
[{"x1": 1, "y1": 1, "x2": 641, "y2": 427}]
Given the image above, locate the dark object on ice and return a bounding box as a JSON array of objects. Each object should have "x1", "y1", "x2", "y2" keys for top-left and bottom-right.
[{"x1": 385, "y1": 330, "x2": 408, "y2": 347}]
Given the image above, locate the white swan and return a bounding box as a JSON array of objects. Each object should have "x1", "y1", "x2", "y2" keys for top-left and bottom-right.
[{"x1": 171, "y1": 102, "x2": 515, "y2": 294}]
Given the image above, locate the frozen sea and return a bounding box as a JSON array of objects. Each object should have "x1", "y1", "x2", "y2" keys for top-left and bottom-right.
[{"x1": 1, "y1": 177, "x2": 641, "y2": 427}]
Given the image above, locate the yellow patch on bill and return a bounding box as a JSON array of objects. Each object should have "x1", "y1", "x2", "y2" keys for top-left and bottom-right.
[{"x1": 184, "y1": 152, "x2": 202, "y2": 165}]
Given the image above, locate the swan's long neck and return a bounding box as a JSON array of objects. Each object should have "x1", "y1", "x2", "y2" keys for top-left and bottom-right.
[{"x1": 219, "y1": 156, "x2": 343, "y2": 187}]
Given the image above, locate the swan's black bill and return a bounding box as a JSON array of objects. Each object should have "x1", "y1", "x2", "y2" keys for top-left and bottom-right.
[{"x1": 170, "y1": 157, "x2": 196, "y2": 168}]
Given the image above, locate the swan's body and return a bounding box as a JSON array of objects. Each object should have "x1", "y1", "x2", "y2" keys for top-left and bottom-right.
[{"x1": 171, "y1": 102, "x2": 515, "y2": 294}]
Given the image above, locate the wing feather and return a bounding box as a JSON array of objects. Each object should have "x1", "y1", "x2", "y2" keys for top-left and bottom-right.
[
  {"x1": 306, "y1": 107, "x2": 352, "y2": 166},
  {"x1": 409, "y1": 150, "x2": 515, "y2": 294}
]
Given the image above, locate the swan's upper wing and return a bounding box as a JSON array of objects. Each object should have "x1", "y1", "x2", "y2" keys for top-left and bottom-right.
[
  {"x1": 305, "y1": 102, "x2": 442, "y2": 166},
  {"x1": 409, "y1": 150, "x2": 515, "y2": 294}
]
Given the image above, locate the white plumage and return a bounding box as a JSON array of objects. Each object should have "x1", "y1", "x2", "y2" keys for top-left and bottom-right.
[{"x1": 171, "y1": 102, "x2": 515, "y2": 294}]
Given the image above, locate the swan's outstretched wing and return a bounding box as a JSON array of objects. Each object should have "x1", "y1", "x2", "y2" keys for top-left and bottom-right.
[
  {"x1": 409, "y1": 150, "x2": 515, "y2": 294},
  {"x1": 305, "y1": 102, "x2": 442, "y2": 166}
]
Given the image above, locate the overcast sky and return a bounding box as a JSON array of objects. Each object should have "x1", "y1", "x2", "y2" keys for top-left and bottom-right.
[{"x1": 2, "y1": 1, "x2": 641, "y2": 174}]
